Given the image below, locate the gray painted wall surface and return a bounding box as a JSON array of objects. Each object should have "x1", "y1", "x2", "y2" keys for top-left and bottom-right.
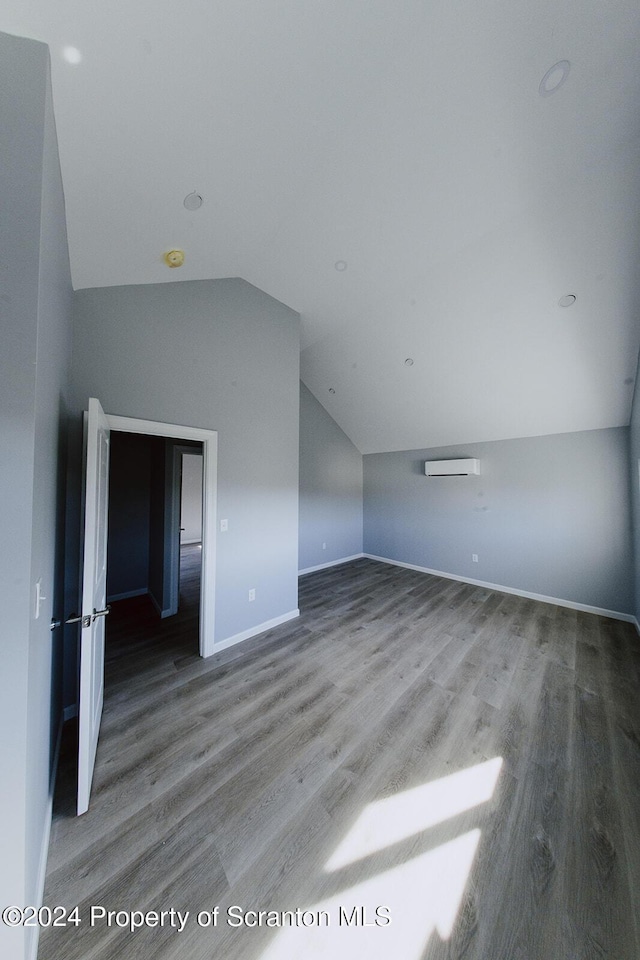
[
  {"x1": 71, "y1": 278, "x2": 300, "y2": 645},
  {"x1": 0, "y1": 40, "x2": 43, "y2": 946},
  {"x1": 299, "y1": 383, "x2": 363, "y2": 570},
  {"x1": 630, "y1": 386, "x2": 640, "y2": 620},
  {"x1": 0, "y1": 33, "x2": 73, "y2": 960},
  {"x1": 364, "y1": 427, "x2": 634, "y2": 614}
]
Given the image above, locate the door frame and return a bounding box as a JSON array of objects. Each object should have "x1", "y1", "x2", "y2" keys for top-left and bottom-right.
[
  {"x1": 167, "y1": 443, "x2": 204, "y2": 618},
  {"x1": 106, "y1": 413, "x2": 217, "y2": 657}
]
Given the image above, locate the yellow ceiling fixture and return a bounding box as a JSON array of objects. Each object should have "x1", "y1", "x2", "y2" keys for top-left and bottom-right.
[{"x1": 164, "y1": 249, "x2": 185, "y2": 268}]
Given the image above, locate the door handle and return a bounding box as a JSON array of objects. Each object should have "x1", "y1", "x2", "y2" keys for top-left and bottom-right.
[
  {"x1": 92, "y1": 606, "x2": 111, "y2": 620},
  {"x1": 64, "y1": 606, "x2": 111, "y2": 628},
  {"x1": 65, "y1": 613, "x2": 91, "y2": 627}
]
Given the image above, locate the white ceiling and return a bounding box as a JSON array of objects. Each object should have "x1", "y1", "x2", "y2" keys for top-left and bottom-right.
[{"x1": 4, "y1": 1, "x2": 640, "y2": 453}]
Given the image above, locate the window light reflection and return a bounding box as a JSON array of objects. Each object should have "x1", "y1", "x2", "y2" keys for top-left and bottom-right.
[
  {"x1": 325, "y1": 756, "x2": 503, "y2": 872},
  {"x1": 257, "y1": 757, "x2": 504, "y2": 960}
]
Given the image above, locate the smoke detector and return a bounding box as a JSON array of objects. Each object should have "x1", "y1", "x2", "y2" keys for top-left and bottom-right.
[{"x1": 164, "y1": 249, "x2": 185, "y2": 268}]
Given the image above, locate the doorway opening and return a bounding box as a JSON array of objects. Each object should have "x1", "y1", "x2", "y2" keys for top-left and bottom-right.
[
  {"x1": 106, "y1": 433, "x2": 204, "y2": 659},
  {"x1": 104, "y1": 412, "x2": 217, "y2": 657}
]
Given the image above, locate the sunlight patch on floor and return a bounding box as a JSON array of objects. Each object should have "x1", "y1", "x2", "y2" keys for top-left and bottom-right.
[
  {"x1": 257, "y1": 757, "x2": 503, "y2": 959},
  {"x1": 325, "y1": 756, "x2": 503, "y2": 871},
  {"x1": 257, "y1": 830, "x2": 481, "y2": 959}
]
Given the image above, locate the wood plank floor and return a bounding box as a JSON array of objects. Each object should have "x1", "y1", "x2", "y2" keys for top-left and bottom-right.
[{"x1": 39, "y1": 552, "x2": 640, "y2": 960}]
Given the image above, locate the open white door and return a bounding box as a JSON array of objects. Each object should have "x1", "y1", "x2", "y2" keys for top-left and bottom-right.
[{"x1": 77, "y1": 398, "x2": 111, "y2": 815}]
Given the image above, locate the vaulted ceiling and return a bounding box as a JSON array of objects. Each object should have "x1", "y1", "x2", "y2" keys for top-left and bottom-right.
[{"x1": 4, "y1": 1, "x2": 640, "y2": 452}]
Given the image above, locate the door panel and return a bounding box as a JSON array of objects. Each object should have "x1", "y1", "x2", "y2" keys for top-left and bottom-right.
[{"x1": 77, "y1": 397, "x2": 110, "y2": 816}]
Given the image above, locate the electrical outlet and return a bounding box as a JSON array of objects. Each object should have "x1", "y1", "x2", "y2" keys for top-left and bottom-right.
[
  {"x1": 220, "y1": 519, "x2": 228, "y2": 532},
  {"x1": 322, "y1": 542, "x2": 326, "y2": 550},
  {"x1": 248, "y1": 589, "x2": 255, "y2": 602},
  {"x1": 472, "y1": 554, "x2": 478, "y2": 563}
]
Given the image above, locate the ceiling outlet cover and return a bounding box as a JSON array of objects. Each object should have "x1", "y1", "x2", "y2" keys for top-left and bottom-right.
[
  {"x1": 184, "y1": 192, "x2": 203, "y2": 211},
  {"x1": 558, "y1": 294, "x2": 576, "y2": 307}
]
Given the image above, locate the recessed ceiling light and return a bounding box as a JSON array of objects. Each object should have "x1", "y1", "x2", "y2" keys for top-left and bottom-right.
[
  {"x1": 334, "y1": 260, "x2": 347, "y2": 272},
  {"x1": 539, "y1": 60, "x2": 571, "y2": 97},
  {"x1": 328, "y1": 387, "x2": 336, "y2": 394},
  {"x1": 558, "y1": 294, "x2": 576, "y2": 307},
  {"x1": 62, "y1": 46, "x2": 82, "y2": 65},
  {"x1": 184, "y1": 191, "x2": 203, "y2": 211},
  {"x1": 404, "y1": 358, "x2": 414, "y2": 366}
]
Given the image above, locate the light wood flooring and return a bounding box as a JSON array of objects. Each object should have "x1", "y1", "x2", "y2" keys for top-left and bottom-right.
[{"x1": 40, "y1": 551, "x2": 640, "y2": 959}]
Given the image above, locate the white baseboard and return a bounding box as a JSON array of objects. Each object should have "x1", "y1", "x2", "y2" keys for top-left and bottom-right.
[
  {"x1": 148, "y1": 590, "x2": 173, "y2": 619},
  {"x1": 110, "y1": 587, "x2": 173, "y2": 618},
  {"x1": 107, "y1": 588, "x2": 147, "y2": 602},
  {"x1": 212, "y1": 609, "x2": 300, "y2": 656},
  {"x1": 149, "y1": 591, "x2": 161, "y2": 617},
  {"x1": 364, "y1": 554, "x2": 636, "y2": 624},
  {"x1": 299, "y1": 553, "x2": 364, "y2": 576}
]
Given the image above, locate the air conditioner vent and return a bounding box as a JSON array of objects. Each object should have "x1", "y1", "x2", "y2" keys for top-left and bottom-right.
[{"x1": 424, "y1": 458, "x2": 480, "y2": 477}]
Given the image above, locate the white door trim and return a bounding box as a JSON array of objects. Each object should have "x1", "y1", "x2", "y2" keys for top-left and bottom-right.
[
  {"x1": 106, "y1": 413, "x2": 217, "y2": 657},
  {"x1": 168, "y1": 444, "x2": 203, "y2": 617}
]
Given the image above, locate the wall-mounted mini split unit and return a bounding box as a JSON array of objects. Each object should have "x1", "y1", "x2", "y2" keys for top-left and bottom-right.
[{"x1": 424, "y1": 458, "x2": 480, "y2": 477}]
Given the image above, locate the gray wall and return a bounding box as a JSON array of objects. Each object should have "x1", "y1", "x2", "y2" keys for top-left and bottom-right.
[
  {"x1": 364, "y1": 427, "x2": 634, "y2": 615},
  {"x1": 299, "y1": 382, "x2": 363, "y2": 570},
  {"x1": 0, "y1": 33, "x2": 73, "y2": 960},
  {"x1": 630, "y1": 385, "x2": 640, "y2": 621},
  {"x1": 71, "y1": 278, "x2": 300, "y2": 647}
]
